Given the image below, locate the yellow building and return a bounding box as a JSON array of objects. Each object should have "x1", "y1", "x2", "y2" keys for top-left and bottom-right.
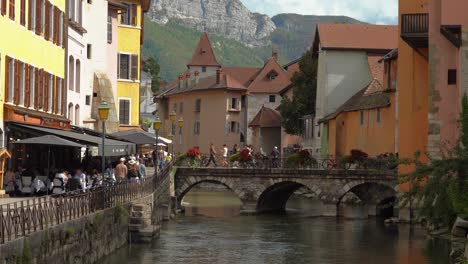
[
  {"x1": 0, "y1": 0, "x2": 67, "y2": 134},
  {"x1": 116, "y1": 0, "x2": 147, "y2": 129}
]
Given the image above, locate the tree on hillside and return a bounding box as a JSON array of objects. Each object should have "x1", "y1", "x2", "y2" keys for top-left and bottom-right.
[
  {"x1": 401, "y1": 95, "x2": 468, "y2": 227},
  {"x1": 143, "y1": 57, "x2": 161, "y2": 94},
  {"x1": 279, "y1": 49, "x2": 318, "y2": 135}
]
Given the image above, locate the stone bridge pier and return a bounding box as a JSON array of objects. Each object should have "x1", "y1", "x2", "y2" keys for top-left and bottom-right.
[{"x1": 174, "y1": 168, "x2": 398, "y2": 217}]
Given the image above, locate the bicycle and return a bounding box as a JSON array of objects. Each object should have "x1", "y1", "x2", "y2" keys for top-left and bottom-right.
[{"x1": 321, "y1": 156, "x2": 352, "y2": 170}]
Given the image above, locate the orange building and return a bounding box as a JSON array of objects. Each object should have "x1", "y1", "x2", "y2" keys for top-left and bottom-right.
[{"x1": 320, "y1": 50, "x2": 398, "y2": 157}]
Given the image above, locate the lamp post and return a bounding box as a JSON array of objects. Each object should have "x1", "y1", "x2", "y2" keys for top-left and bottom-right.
[
  {"x1": 98, "y1": 102, "x2": 110, "y2": 176},
  {"x1": 177, "y1": 117, "x2": 184, "y2": 150},
  {"x1": 153, "y1": 116, "x2": 162, "y2": 176}
]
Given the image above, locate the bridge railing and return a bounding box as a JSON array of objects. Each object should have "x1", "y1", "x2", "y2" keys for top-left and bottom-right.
[
  {"x1": 175, "y1": 155, "x2": 398, "y2": 171},
  {"x1": 0, "y1": 162, "x2": 173, "y2": 244}
]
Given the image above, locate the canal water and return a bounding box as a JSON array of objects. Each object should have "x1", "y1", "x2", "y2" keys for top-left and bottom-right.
[{"x1": 102, "y1": 188, "x2": 451, "y2": 264}]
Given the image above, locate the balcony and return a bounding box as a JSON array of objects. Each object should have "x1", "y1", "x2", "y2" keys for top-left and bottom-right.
[{"x1": 401, "y1": 13, "x2": 429, "y2": 48}]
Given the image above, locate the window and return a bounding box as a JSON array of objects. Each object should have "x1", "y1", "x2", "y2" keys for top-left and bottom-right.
[
  {"x1": 120, "y1": 3, "x2": 136, "y2": 26},
  {"x1": 8, "y1": 0, "x2": 14, "y2": 20},
  {"x1": 195, "y1": 99, "x2": 201, "y2": 112},
  {"x1": 75, "y1": 60, "x2": 80, "y2": 93},
  {"x1": 228, "y1": 121, "x2": 240, "y2": 133},
  {"x1": 7, "y1": 57, "x2": 14, "y2": 103},
  {"x1": 67, "y1": 0, "x2": 74, "y2": 20},
  {"x1": 448, "y1": 69, "x2": 457, "y2": 85},
  {"x1": 376, "y1": 108, "x2": 381, "y2": 123},
  {"x1": 269, "y1": 95, "x2": 276, "y2": 103},
  {"x1": 269, "y1": 71, "x2": 278, "y2": 81},
  {"x1": 41, "y1": 0, "x2": 45, "y2": 34},
  {"x1": 48, "y1": 4, "x2": 53, "y2": 40},
  {"x1": 119, "y1": 99, "x2": 130, "y2": 125},
  {"x1": 107, "y1": 14, "x2": 112, "y2": 43},
  {"x1": 230, "y1": 97, "x2": 238, "y2": 110},
  {"x1": 68, "y1": 103, "x2": 74, "y2": 123},
  {"x1": 193, "y1": 121, "x2": 200, "y2": 135},
  {"x1": 76, "y1": 0, "x2": 81, "y2": 24},
  {"x1": 85, "y1": 95, "x2": 90, "y2": 105},
  {"x1": 74, "y1": 105, "x2": 80, "y2": 125},
  {"x1": 202, "y1": 66, "x2": 207, "y2": 73},
  {"x1": 179, "y1": 102, "x2": 183, "y2": 113},
  {"x1": 360, "y1": 111, "x2": 365, "y2": 126},
  {"x1": 57, "y1": 78, "x2": 62, "y2": 113},
  {"x1": 172, "y1": 103, "x2": 177, "y2": 113},
  {"x1": 19, "y1": 62, "x2": 25, "y2": 106},
  {"x1": 87, "y1": 44, "x2": 92, "y2": 59},
  {"x1": 118, "y1": 53, "x2": 138, "y2": 80},
  {"x1": 29, "y1": 67, "x2": 35, "y2": 108},
  {"x1": 29, "y1": 0, "x2": 36, "y2": 31},
  {"x1": 302, "y1": 116, "x2": 313, "y2": 140},
  {"x1": 68, "y1": 56, "x2": 74, "y2": 91},
  {"x1": 48, "y1": 75, "x2": 53, "y2": 112}
]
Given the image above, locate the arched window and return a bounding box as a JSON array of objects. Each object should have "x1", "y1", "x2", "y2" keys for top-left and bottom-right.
[
  {"x1": 68, "y1": 103, "x2": 74, "y2": 124},
  {"x1": 68, "y1": 56, "x2": 74, "y2": 91},
  {"x1": 75, "y1": 60, "x2": 81, "y2": 93},
  {"x1": 75, "y1": 105, "x2": 80, "y2": 126}
]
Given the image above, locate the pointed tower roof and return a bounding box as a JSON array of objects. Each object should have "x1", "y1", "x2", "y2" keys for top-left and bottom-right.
[{"x1": 187, "y1": 32, "x2": 221, "y2": 67}]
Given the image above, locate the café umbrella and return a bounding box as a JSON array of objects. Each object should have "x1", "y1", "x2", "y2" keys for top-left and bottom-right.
[{"x1": 13, "y1": 135, "x2": 84, "y2": 176}]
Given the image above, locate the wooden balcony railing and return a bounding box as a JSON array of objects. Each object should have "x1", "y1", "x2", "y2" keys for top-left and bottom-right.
[{"x1": 401, "y1": 13, "x2": 429, "y2": 34}]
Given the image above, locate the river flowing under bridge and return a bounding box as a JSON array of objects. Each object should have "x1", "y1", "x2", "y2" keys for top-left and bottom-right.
[{"x1": 174, "y1": 168, "x2": 398, "y2": 216}]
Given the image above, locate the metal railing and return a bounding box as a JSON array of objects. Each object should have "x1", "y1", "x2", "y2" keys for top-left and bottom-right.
[
  {"x1": 175, "y1": 155, "x2": 398, "y2": 171},
  {"x1": 0, "y1": 163, "x2": 173, "y2": 244},
  {"x1": 401, "y1": 13, "x2": 429, "y2": 34}
]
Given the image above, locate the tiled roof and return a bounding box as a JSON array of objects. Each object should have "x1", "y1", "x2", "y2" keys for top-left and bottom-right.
[
  {"x1": 249, "y1": 106, "x2": 282, "y2": 128},
  {"x1": 247, "y1": 58, "x2": 292, "y2": 94},
  {"x1": 163, "y1": 72, "x2": 248, "y2": 97},
  {"x1": 187, "y1": 32, "x2": 221, "y2": 67},
  {"x1": 224, "y1": 67, "x2": 260, "y2": 87},
  {"x1": 320, "y1": 79, "x2": 391, "y2": 123},
  {"x1": 317, "y1": 23, "x2": 398, "y2": 51}
]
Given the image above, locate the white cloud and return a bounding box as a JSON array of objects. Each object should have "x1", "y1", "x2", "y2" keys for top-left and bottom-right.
[{"x1": 242, "y1": 0, "x2": 398, "y2": 24}]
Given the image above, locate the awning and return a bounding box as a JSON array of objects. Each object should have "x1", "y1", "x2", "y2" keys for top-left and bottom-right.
[
  {"x1": 11, "y1": 124, "x2": 135, "y2": 156},
  {"x1": 12, "y1": 135, "x2": 84, "y2": 148},
  {"x1": 111, "y1": 129, "x2": 173, "y2": 145}
]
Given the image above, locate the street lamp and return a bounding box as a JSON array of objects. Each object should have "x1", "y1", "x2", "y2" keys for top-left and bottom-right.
[
  {"x1": 153, "y1": 116, "x2": 162, "y2": 175},
  {"x1": 98, "y1": 102, "x2": 110, "y2": 176},
  {"x1": 177, "y1": 117, "x2": 184, "y2": 147}
]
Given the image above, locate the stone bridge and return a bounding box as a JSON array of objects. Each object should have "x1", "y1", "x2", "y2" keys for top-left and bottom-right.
[{"x1": 174, "y1": 168, "x2": 398, "y2": 216}]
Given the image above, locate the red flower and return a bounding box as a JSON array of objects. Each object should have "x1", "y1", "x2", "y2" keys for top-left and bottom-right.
[
  {"x1": 187, "y1": 147, "x2": 202, "y2": 158},
  {"x1": 239, "y1": 148, "x2": 252, "y2": 162}
]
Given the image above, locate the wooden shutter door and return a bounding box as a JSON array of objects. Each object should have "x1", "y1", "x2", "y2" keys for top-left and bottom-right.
[
  {"x1": 14, "y1": 60, "x2": 20, "y2": 105},
  {"x1": 44, "y1": 1, "x2": 50, "y2": 40},
  {"x1": 20, "y1": 0, "x2": 26, "y2": 25},
  {"x1": 53, "y1": 6, "x2": 58, "y2": 44},
  {"x1": 4, "y1": 56, "x2": 10, "y2": 103},
  {"x1": 37, "y1": 69, "x2": 43, "y2": 109},
  {"x1": 53, "y1": 76, "x2": 58, "y2": 113},
  {"x1": 62, "y1": 11, "x2": 66, "y2": 48},
  {"x1": 1, "y1": 0, "x2": 6, "y2": 16},
  {"x1": 25, "y1": 65, "x2": 30, "y2": 107},
  {"x1": 61, "y1": 78, "x2": 65, "y2": 115},
  {"x1": 8, "y1": 0, "x2": 14, "y2": 20},
  {"x1": 43, "y1": 72, "x2": 49, "y2": 111},
  {"x1": 131, "y1": 54, "x2": 138, "y2": 80},
  {"x1": 35, "y1": 0, "x2": 40, "y2": 34},
  {"x1": 131, "y1": 4, "x2": 137, "y2": 26},
  {"x1": 28, "y1": 0, "x2": 32, "y2": 30}
]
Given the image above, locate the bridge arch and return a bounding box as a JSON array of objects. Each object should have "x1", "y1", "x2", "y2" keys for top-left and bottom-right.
[
  {"x1": 175, "y1": 177, "x2": 246, "y2": 210},
  {"x1": 335, "y1": 180, "x2": 398, "y2": 216},
  {"x1": 256, "y1": 179, "x2": 324, "y2": 213}
]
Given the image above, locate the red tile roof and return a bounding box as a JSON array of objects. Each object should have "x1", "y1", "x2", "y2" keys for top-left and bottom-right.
[
  {"x1": 316, "y1": 23, "x2": 398, "y2": 51},
  {"x1": 224, "y1": 67, "x2": 260, "y2": 87},
  {"x1": 187, "y1": 32, "x2": 221, "y2": 67},
  {"x1": 247, "y1": 58, "x2": 292, "y2": 94},
  {"x1": 249, "y1": 106, "x2": 282, "y2": 128}
]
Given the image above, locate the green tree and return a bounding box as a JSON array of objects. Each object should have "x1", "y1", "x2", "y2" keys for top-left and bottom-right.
[
  {"x1": 279, "y1": 49, "x2": 317, "y2": 135},
  {"x1": 143, "y1": 57, "x2": 161, "y2": 94},
  {"x1": 401, "y1": 95, "x2": 468, "y2": 227}
]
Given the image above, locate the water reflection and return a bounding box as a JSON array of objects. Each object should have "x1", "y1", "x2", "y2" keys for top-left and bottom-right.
[{"x1": 101, "y1": 188, "x2": 450, "y2": 264}]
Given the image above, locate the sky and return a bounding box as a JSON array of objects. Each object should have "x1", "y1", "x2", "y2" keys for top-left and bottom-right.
[{"x1": 241, "y1": 0, "x2": 398, "y2": 25}]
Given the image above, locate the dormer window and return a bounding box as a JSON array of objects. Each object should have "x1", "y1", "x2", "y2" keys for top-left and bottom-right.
[{"x1": 268, "y1": 70, "x2": 278, "y2": 81}]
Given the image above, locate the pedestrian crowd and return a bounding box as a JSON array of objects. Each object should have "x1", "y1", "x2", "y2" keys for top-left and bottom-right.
[{"x1": 204, "y1": 143, "x2": 281, "y2": 168}]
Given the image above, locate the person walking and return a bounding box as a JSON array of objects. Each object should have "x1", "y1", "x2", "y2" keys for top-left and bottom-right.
[
  {"x1": 114, "y1": 157, "x2": 128, "y2": 182},
  {"x1": 271, "y1": 146, "x2": 280, "y2": 168},
  {"x1": 206, "y1": 143, "x2": 217, "y2": 167},
  {"x1": 232, "y1": 144, "x2": 238, "y2": 155},
  {"x1": 127, "y1": 160, "x2": 141, "y2": 183},
  {"x1": 222, "y1": 144, "x2": 229, "y2": 167},
  {"x1": 138, "y1": 158, "x2": 147, "y2": 179}
]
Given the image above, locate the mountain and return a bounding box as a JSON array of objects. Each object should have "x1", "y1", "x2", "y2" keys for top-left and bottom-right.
[{"x1": 144, "y1": 0, "x2": 364, "y2": 81}]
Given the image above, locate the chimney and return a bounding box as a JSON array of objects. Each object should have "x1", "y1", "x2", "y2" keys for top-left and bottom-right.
[
  {"x1": 216, "y1": 68, "x2": 224, "y2": 85},
  {"x1": 272, "y1": 49, "x2": 278, "y2": 61},
  {"x1": 194, "y1": 71, "x2": 200, "y2": 85},
  {"x1": 178, "y1": 74, "x2": 184, "y2": 89},
  {"x1": 185, "y1": 72, "x2": 191, "y2": 88}
]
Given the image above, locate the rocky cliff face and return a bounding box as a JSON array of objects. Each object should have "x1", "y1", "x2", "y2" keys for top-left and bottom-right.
[{"x1": 147, "y1": 0, "x2": 276, "y2": 47}]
